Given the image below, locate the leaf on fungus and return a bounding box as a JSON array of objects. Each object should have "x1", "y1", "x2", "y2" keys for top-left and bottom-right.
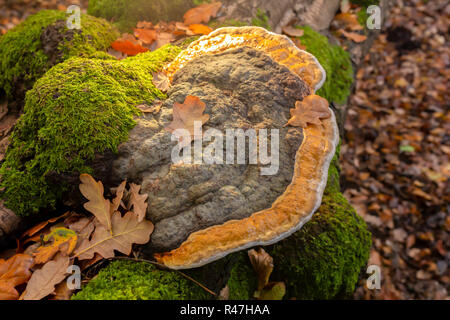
[
  {"x1": 73, "y1": 211, "x2": 154, "y2": 261},
  {"x1": 165, "y1": 96, "x2": 210, "y2": 148},
  {"x1": 248, "y1": 248, "x2": 274, "y2": 291},
  {"x1": 21, "y1": 254, "x2": 70, "y2": 300},
  {"x1": 79, "y1": 174, "x2": 112, "y2": 234},
  {"x1": 127, "y1": 183, "x2": 148, "y2": 222},
  {"x1": 0, "y1": 254, "x2": 34, "y2": 300},
  {"x1": 183, "y1": 2, "x2": 222, "y2": 25},
  {"x1": 33, "y1": 228, "x2": 78, "y2": 264},
  {"x1": 286, "y1": 94, "x2": 331, "y2": 128}
]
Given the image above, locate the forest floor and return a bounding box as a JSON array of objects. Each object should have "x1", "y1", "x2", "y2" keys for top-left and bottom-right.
[{"x1": 0, "y1": 0, "x2": 448, "y2": 300}]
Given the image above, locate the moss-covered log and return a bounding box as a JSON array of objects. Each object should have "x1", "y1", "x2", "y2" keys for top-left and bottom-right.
[
  {"x1": 0, "y1": 45, "x2": 181, "y2": 217},
  {"x1": 0, "y1": 10, "x2": 119, "y2": 102}
]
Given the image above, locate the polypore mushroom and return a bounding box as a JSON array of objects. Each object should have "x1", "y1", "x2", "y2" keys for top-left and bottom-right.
[
  {"x1": 149, "y1": 27, "x2": 338, "y2": 269},
  {"x1": 164, "y1": 26, "x2": 326, "y2": 92}
]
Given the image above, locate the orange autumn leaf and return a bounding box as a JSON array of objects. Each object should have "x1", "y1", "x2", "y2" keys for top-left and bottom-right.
[
  {"x1": 134, "y1": 28, "x2": 157, "y2": 45},
  {"x1": 111, "y1": 33, "x2": 148, "y2": 56},
  {"x1": 0, "y1": 254, "x2": 34, "y2": 300},
  {"x1": 188, "y1": 23, "x2": 213, "y2": 35},
  {"x1": 165, "y1": 96, "x2": 210, "y2": 148},
  {"x1": 33, "y1": 228, "x2": 77, "y2": 265},
  {"x1": 286, "y1": 95, "x2": 331, "y2": 128},
  {"x1": 183, "y1": 1, "x2": 222, "y2": 25}
]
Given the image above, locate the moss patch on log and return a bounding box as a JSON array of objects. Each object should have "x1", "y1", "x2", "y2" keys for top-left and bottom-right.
[
  {"x1": 0, "y1": 10, "x2": 119, "y2": 100},
  {"x1": 0, "y1": 45, "x2": 181, "y2": 217},
  {"x1": 225, "y1": 145, "x2": 371, "y2": 300},
  {"x1": 296, "y1": 26, "x2": 354, "y2": 104},
  {"x1": 88, "y1": 0, "x2": 198, "y2": 32},
  {"x1": 72, "y1": 260, "x2": 210, "y2": 300}
]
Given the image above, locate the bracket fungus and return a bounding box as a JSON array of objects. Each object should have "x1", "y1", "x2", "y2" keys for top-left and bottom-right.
[
  {"x1": 164, "y1": 26, "x2": 327, "y2": 92},
  {"x1": 112, "y1": 27, "x2": 338, "y2": 270}
]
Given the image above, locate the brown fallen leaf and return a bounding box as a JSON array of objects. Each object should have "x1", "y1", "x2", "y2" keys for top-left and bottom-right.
[
  {"x1": 334, "y1": 13, "x2": 364, "y2": 31},
  {"x1": 152, "y1": 72, "x2": 171, "y2": 92},
  {"x1": 175, "y1": 22, "x2": 195, "y2": 36},
  {"x1": 282, "y1": 26, "x2": 304, "y2": 38},
  {"x1": 79, "y1": 174, "x2": 112, "y2": 234},
  {"x1": 136, "y1": 102, "x2": 162, "y2": 115},
  {"x1": 0, "y1": 254, "x2": 34, "y2": 300},
  {"x1": 49, "y1": 281, "x2": 73, "y2": 300},
  {"x1": 286, "y1": 95, "x2": 331, "y2": 128},
  {"x1": 339, "y1": 29, "x2": 367, "y2": 43},
  {"x1": 248, "y1": 248, "x2": 274, "y2": 292},
  {"x1": 33, "y1": 228, "x2": 77, "y2": 265},
  {"x1": 165, "y1": 95, "x2": 210, "y2": 148},
  {"x1": 153, "y1": 32, "x2": 175, "y2": 50},
  {"x1": 127, "y1": 183, "x2": 148, "y2": 222},
  {"x1": 21, "y1": 254, "x2": 70, "y2": 300},
  {"x1": 110, "y1": 180, "x2": 127, "y2": 215},
  {"x1": 74, "y1": 211, "x2": 154, "y2": 261},
  {"x1": 188, "y1": 23, "x2": 213, "y2": 35},
  {"x1": 134, "y1": 28, "x2": 157, "y2": 45},
  {"x1": 183, "y1": 1, "x2": 222, "y2": 25},
  {"x1": 136, "y1": 21, "x2": 153, "y2": 29}
]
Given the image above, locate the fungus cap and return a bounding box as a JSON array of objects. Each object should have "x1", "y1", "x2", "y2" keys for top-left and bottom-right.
[
  {"x1": 155, "y1": 27, "x2": 338, "y2": 269},
  {"x1": 164, "y1": 26, "x2": 327, "y2": 92}
]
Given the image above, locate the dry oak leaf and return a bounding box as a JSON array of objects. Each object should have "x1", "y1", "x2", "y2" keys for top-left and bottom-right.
[
  {"x1": 79, "y1": 173, "x2": 112, "y2": 234},
  {"x1": 111, "y1": 33, "x2": 149, "y2": 56},
  {"x1": 73, "y1": 211, "x2": 154, "y2": 261},
  {"x1": 111, "y1": 180, "x2": 127, "y2": 214},
  {"x1": 21, "y1": 254, "x2": 70, "y2": 300},
  {"x1": 0, "y1": 254, "x2": 34, "y2": 300},
  {"x1": 183, "y1": 1, "x2": 222, "y2": 25},
  {"x1": 152, "y1": 72, "x2": 171, "y2": 92},
  {"x1": 127, "y1": 183, "x2": 148, "y2": 222},
  {"x1": 165, "y1": 95, "x2": 210, "y2": 148},
  {"x1": 286, "y1": 94, "x2": 332, "y2": 128},
  {"x1": 248, "y1": 248, "x2": 274, "y2": 292},
  {"x1": 338, "y1": 29, "x2": 367, "y2": 43},
  {"x1": 33, "y1": 227, "x2": 78, "y2": 265},
  {"x1": 153, "y1": 32, "x2": 176, "y2": 50},
  {"x1": 188, "y1": 23, "x2": 213, "y2": 35},
  {"x1": 137, "y1": 102, "x2": 162, "y2": 115}
]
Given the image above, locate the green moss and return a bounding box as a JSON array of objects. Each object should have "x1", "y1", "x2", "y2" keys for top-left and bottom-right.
[
  {"x1": 0, "y1": 45, "x2": 181, "y2": 217},
  {"x1": 227, "y1": 253, "x2": 257, "y2": 300},
  {"x1": 296, "y1": 26, "x2": 353, "y2": 104},
  {"x1": 266, "y1": 151, "x2": 371, "y2": 299},
  {"x1": 0, "y1": 10, "x2": 119, "y2": 99},
  {"x1": 72, "y1": 260, "x2": 210, "y2": 300},
  {"x1": 251, "y1": 9, "x2": 271, "y2": 30},
  {"x1": 88, "y1": 0, "x2": 197, "y2": 32}
]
